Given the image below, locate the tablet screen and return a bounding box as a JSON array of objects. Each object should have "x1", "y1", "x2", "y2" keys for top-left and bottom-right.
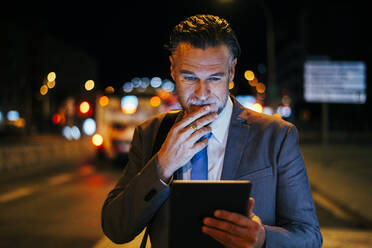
[{"x1": 169, "y1": 180, "x2": 251, "y2": 248}]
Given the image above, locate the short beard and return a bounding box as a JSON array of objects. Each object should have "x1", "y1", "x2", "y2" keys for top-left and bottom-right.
[{"x1": 177, "y1": 84, "x2": 229, "y2": 115}]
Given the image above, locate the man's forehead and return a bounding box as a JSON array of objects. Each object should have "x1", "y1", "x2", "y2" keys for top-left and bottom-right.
[
  {"x1": 172, "y1": 42, "x2": 232, "y2": 66},
  {"x1": 173, "y1": 42, "x2": 231, "y2": 59}
]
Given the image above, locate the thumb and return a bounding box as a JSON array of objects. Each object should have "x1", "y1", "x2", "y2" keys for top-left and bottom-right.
[
  {"x1": 247, "y1": 197, "x2": 255, "y2": 218},
  {"x1": 248, "y1": 197, "x2": 262, "y2": 225}
]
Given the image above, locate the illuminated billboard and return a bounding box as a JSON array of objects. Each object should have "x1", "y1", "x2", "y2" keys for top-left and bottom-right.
[{"x1": 304, "y1": 61, "x2": 366, "y2": 104}]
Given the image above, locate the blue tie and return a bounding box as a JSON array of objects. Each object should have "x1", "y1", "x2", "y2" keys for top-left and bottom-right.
[{"x1": 191, "y1": 133, "x2": 212, "y2": 180}]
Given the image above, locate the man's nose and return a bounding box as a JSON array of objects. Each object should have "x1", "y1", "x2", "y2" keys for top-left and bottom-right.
[{"x1": 194, "y1": 81, "x2": 210, "y2": 100}]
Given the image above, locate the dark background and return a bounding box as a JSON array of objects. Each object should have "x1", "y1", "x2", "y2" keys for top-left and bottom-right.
[{"x1": 1, "y1": 0, "x2": 370, "y2": 140}]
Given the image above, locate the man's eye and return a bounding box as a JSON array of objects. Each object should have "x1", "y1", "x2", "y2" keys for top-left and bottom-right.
[
  {"x1": 184, "y1": 76, "x2": 197, "y2": 81},
  {"x1": 209, "y1": 77, "x2": 221, "y2": 81}
]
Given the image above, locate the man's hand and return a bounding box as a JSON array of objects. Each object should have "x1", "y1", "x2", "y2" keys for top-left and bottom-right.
[
  {"x1": 157, "y1": 105, "x2": 218, "y2": 182},
  {"x1": 202, "y1": 198, "x2": 266, "y2": 248}
]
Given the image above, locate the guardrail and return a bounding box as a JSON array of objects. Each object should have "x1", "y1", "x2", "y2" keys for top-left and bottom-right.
[{"x1": 0, "y1": 136, "x2": 95, "y2": 173}]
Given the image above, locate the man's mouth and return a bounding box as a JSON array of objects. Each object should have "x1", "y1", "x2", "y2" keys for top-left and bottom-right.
[{"x1": 189, "y1": 102, "x2": 215, "y2": 107}]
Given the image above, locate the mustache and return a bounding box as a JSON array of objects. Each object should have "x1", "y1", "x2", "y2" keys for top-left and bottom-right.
[{"x1": 188, "y1": 99, "x2": 215, "y2": 106}]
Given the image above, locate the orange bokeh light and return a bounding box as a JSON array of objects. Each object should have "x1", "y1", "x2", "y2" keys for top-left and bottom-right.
[
  {"x1": 248, "y1": 77, "x2": 258, "y2": 87},
  {"x1": 150, "y1": 96, "x2": 161, "y2": 107},
  {"x1": 158, "y1": 89, "x2": 171, "y2": 100},
  {"x1": 256, "y1": 83, "x2": 266, "y2": 93},
  {"x1": 99, "y1": 96, "x2": 109, "y2": 107},
  {"x1": 122, "y1": 106, "x2": 137, "y2": 114},
  {"x1": 229, "y1": 81, "x2": 235, "y2": 90}
]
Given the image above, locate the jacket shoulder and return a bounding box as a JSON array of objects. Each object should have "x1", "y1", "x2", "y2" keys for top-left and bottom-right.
[{"x1": 238, "y1": 108, "x2": 295, "y2": 135}]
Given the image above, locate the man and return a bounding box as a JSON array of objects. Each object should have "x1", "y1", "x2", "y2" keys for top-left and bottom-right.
[{"x1": 101, "y1": 14, "x2": 322, "y2": 247}]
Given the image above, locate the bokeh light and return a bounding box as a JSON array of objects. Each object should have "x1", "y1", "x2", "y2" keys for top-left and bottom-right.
[
  {"x1": 158, "y1": 89, "x2": 171, "y2": 100},
  {"x1": 229, "y1": 81, "x2": 235, "y2": 90},
  {"x1": 83, "y1": 118, "x2": 96, "y2": 136},
  {"x1": 248, "y1": 77, "x2": 258, "y2": 87},
  {"x1": 123, "y1": 82, "x2": 133, "y2": 93},
  {"x1": 162, "y1": 79, "x2": 175, "y2": 92},
  {"x1": 40, "y1": 85, "x2": 48, "y2": 95},
  {"x1": 92, "y1": 133, "x2": 104, "y2": 147},
  {"x1": 99, "y1": 96, "x2": 109, "y2": 107},
  {"x1": 105, "y1": 86, "x2": 115, "y2": 94},
  {"x1": 52, "y1": 113, "x2": 62, "y2": 124},
  {"x1": 263, "y1": 107, "x2": 274, "y2": 116},
  {"x1": 85, "y1": 80, "x2": 95, "y2": 91},
  {"x1": 7, "y1": 110, "x2": 20, "y2": 121},
  {"x1": 256, "y1": 83, "x2": 266, "y2": 93},
  {"x1": 150, "y1": 96, "x2": 161, "y2": 107},
  {"x1": 121, "y1": 95, "x2": 138, "y2": 114},
  {"x1": 62, "y1": 126, "x2": 72, "y2": 140},
  {"x1": 47, "y1": 72, "x2": 56, "y2": 82},
  {"x1": 79, "y1": 101, "x2": 90, "y2": 114},
  {"x1": 47, "y1": 80, "x2": 56, "y2": 89},
  {"x1": 244, "y1": 70, "x2": 255, "y2": 81},
  {"x1": 277, "y1": 105, "x2": 292, "y2": 118},
  {"x1": 71, "y1": 126, "x2": 81, "y2": 140},
  {"x1": 14, "y1": 118, "x2": 25, "y2": 128},
  {"x1": 252, "y1": 103, "x2": 263, "y2": 113},
  {"x1": 150, "y1": 77, "x2": 162, "y2": 88},
  {"x1": 141, "y1": 77, "x2": 150, "y2": 88},
  {"x1": 131, "y1": 77, "x2": 141, "y2": 88}
]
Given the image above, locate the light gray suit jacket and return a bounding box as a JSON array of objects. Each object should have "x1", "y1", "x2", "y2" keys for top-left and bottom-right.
[{"x1": 101, "y1": 96, "x2": 323, "y2": 247}]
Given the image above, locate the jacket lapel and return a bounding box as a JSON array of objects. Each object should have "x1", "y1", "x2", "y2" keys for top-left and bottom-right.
[{"x1": 221, "y1": 97, "x2": 251, "y2": 180}]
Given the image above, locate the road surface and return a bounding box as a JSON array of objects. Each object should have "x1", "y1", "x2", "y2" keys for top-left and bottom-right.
[{"x1": 0, "y1": 160, "x2": 371, "y2": 248}]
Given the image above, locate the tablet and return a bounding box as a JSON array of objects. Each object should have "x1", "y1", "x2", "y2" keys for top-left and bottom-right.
[{"x1": 169, "y1": 180, "x2": 251, "y2": 248}]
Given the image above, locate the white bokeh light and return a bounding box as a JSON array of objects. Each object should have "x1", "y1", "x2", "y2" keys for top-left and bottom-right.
[{"x1": 83, "y1": 118, "x2": 96, "y2": 136}]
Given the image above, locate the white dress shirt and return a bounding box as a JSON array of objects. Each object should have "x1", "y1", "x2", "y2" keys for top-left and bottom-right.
[{"x1": 181, "y1": 96, "x2": 233, "y2": 180}]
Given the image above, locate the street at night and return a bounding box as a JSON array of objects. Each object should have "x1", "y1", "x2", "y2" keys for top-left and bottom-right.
[
  {"x1": 1, "y1": 142, "x2": 371, "y2": 247},
  {"x1": 2, "y1": 0, "x2": 371, "y2": 247},
  {"x1": 0, "y1": 159, "x2": 120, "y2": 248}
]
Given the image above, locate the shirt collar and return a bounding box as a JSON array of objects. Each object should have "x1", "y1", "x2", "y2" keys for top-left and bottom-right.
[{"x1": 210, "y1": 96, "x2": 233, "y2": 144}]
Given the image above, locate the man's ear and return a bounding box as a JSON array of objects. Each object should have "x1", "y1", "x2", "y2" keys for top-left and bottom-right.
[
  {"x1": 229, "y1": 58, "x2": 237, "y2": 82},
  {"x1": 169, "y1": 55, "x2": 175, "y2": 81}
]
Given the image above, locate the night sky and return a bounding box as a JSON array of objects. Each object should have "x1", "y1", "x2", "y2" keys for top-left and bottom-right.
[
  {"x1": 3, "y1": 0, "x2": 370, "y2": 132},
  {"x1": 4, "y1": 1, "x2": 369, "y2": 93},
  {"x1": 47, "y1": 0, "x2": 273, "y2": 86}
]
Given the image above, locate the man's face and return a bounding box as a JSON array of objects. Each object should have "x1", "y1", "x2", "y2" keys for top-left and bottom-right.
[{"x1": 170, "y1": 42, "x2": 237, "y2": 114}]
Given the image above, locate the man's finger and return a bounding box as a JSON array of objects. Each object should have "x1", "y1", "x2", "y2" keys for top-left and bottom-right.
[
  {"x1": 214, "y1": 210, "x2": 251, "y2": 227},
  {"x1": 188, "y1": 126, "x2": 212, "y2": 144},
  {"x1": 202, "y1": 225, "x2": 246, "y2": 248},
  {"x1": 247, "y1": 197, "x2": 255, "y2": 219},
  {"x1": 184, "y1": 112, "x2": 218, "y2": 134},
  {"x1": 178, "y1": 105, "x2": 212, "y2": 128},
  {"x1": 203, "y1": 217, "x2": 248, "y2": 238},
  {"x1": 189, "y1": 136, "x2": 209, "y2": 155}
]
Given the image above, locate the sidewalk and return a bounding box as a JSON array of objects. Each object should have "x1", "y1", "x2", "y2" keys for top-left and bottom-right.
[{"x1": 301, "y1": 143, "x2": 372, "y2": 225}]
